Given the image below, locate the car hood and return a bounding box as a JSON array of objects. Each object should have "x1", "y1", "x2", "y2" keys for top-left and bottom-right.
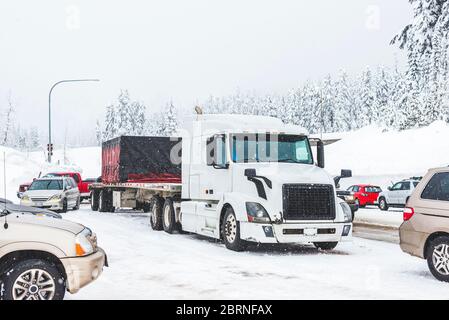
[
  {"x1": 8, "y1": 212, "x2": 84, "y2": 234},
  {"x1": 5, "y1": 203, "x2": 62, "y2": 219},
  {"x1": 24, "y1": 189, "x2": 63, "y2": 198}
]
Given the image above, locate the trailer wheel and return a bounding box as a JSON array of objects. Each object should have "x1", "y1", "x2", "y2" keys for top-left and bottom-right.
[
  {"x1": 91, "y1": 190, "x2": 99, "y2": 211},
  {"x1": 99, "y1": 190, "x2": 112, "y2": 212},
  {"x1": 162, "y1": 198, "x2": 177, "y2": 234},
  {"x1": 150, "y1": 197, "x2": 164, "y2": 231}
]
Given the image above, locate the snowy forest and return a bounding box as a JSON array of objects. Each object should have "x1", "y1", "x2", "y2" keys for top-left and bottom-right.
[
  {"x1": 97, "y1": 0, "x2": 449, "y2": 141},
  {"x1": 2, "y1": 0, "x2": 449, "y2": 148}
]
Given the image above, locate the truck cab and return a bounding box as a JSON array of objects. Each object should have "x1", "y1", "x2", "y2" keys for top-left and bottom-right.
[{"x1": 179, "y1": 114, "x2": 353, "y2": 251}]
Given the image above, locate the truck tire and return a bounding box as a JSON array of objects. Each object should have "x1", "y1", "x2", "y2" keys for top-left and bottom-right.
[
  {"x1": 426, "y1": 236, "x2": 449, "y2": 282},
  {"x1": 91, "y1": 190, "x2": 99, "y2": 211},
  {"x1": 162, "y1": 198, "x2": 177, "y2": 234},
  {"x1": 0, "y1": 259, "x2": 66, "y2": 300},
  {"x1": 150, "y1": 197, "x2": 164, "y2": 231},
  {"x1": 314, "y1": 242, "x2": 338, "y2": 251},
  {"x1": 99, "y1": 190, "x2": 113, "y2": 212},
  {"x1": 221, "y1": 206, "x2": 247, "y2": 252},
  {"x1": 378, "y1": 197, "x2": 389, "y2": 211}
]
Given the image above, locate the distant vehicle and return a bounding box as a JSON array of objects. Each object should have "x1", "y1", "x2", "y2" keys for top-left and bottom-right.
[
  {"x1": 0, "y1": 207, "x2": 107, "y2": 300},
  {"x1": 347, "y1": 184, "x2": 382, "y2": 208},
  {"x1": 399, "y1": 168, "x2": 449, "y2": 282},
  {"x1": 377, "y1": 177, "x2": 422, "y2": 211},
  {"x1": 43, "y1": 172, "x2": 93, "y2": 202},
  {"x1": 20, "y1": 177, "x2": 80, "y2": 213},
  {"x1": 0, "y1": 198, "x2": 61, "y2": 219},
  {"x1": 17, "y1": 181, "x2": 32, "y2": 198}
]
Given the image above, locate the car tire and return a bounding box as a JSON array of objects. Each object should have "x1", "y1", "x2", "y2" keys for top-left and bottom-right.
[
  {"x1": 60, "y1": 199, "x2": 68, "y2": 213},
  {"x1": 314, "y1": 242, "x2": 338, "y2": 251},
  {"x1": 73, "y1": 197, "x2": 80, "y2": 210},
  {"x1": 426, "y1": 236, "x2": 449, "y2": 282},
  {"x1": 221, "y1": 206, "x2": 247, "y2": 252},
  {"x1": 91, "y1": 190, "x2": 99, "y2": 211},
  {"x1": 150, "y1": 197, "x2": 164, "y2": 231},
  {"x1": 0, "y1": 259, "x2": 66, "y2": 300},
  {"x1": 162, "y1": 198, "x2": 177, "y2": 234},
  {"x1": 378, "y1": 197, "x2": 389, "y2": 211}
]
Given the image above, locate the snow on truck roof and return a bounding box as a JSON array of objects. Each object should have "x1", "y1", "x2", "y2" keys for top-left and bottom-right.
[{"x1": 181, "y1": 114, "x2": 308, "y2": 135}]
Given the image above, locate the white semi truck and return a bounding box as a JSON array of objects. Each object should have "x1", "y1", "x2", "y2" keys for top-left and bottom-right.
[{"x1": 90, "y1": 114, "x2": 353, "y2": 251}]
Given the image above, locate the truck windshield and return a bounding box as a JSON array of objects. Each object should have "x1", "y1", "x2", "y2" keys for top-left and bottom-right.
[
  {"x1": 29, "y1": 180, "x2": 63, "y2": 191},
  {"x1": 231, "y1": 134, "x2": 313, "y2": 164}
]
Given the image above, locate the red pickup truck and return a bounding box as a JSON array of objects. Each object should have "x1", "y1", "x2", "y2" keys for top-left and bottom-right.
[{"x1": 42, "y1": 172, "x2": 94, "y2": 201}]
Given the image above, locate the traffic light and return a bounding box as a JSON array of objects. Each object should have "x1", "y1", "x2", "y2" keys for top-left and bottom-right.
[{"x1": 47, "y1": 143, "x2": 54, "y2": 156}]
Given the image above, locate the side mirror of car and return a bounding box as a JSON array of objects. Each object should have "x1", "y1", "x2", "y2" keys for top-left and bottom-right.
[
  {"x1": 387, "y1": 186, "x2": 392, "y2": 191},
  {"x1": 65, "y1": 185, "x2": 72, "y2": 190}
]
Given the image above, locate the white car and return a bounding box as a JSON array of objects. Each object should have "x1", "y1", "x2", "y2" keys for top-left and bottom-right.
[
  {"x1": 20, "y1": 177, "x2": 80, "y2": 213},
  {"x1": 377, "y1": 178, "x2": 421, "y2": 211}
]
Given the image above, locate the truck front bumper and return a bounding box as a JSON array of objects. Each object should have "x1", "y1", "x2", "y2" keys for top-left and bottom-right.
[
  {"x1": 240, "y1": 222, "x2": 352, "y2": 244},
  {"x1": 61, "y1": 247, "x2": 107, "y2": 294}
]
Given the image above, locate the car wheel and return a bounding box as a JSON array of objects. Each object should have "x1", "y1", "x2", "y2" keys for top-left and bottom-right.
[
  {"x1": 314, "y1": 242, "x2": 338, "y2": 251},
  {"x1": 0, "y1": 259, "x2": 66, "y2": 300},
  {"x1": 150, "y1": 197, "x2": 164, "y2": 231},
  {"x1": 60, "y1": 199, "x2": 68, "y2": 213},
  {"x1": 73, "y1": 197, "x2": 80, "y2": 210},
  {"x1": 221, "y1": 207, "x2": 247, "y2": 252},
  {"x1": 91, "y1": 190, "x2": 99, "y2": 211},
  {"x1": 378, "y1": 197, "x2": 389, "y2": 211},
  {"x1": 426, "y1": 236, "x2": 449, "y2": 282}
]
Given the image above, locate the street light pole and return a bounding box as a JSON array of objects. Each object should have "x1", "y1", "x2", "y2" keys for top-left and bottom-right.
[{"x1": 48, "y1": 79, "x2": 100, "y2": 163}]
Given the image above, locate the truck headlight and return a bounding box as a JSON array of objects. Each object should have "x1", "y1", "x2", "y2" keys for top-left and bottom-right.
[
  {"x1": 21, "y1": 195, "x2": 30, "y2": 201},
  {"x1": 345, "y1": 195, "x2": 354, "y2": 201},
  {"x1": 75, "y1": 228, "x2": 94, "y2": 256},
  {"x1": 340, "y1": 202, "x2": 353, "y2": 222},
  {"x1": 246, "y1": 202, "x2": 271, "y2": 223}
]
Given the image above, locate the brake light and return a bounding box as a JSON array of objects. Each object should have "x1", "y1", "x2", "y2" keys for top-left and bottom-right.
[{"x1": 403, "y1": 207, "x2": 415, "y2": 221}]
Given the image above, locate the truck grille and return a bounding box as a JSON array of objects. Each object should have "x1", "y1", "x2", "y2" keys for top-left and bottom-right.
[{"x1": 282, "y1": 184, "x2": 336, "y2": 220}]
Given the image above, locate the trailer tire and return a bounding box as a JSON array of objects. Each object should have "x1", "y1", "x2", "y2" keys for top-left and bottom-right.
[
  {"x1": 99, "y1": 190, "x2": 112, "y2": 212},
  {"x1": 221, "y1": 206, "x2": 247, "y2": 252},
  {"x1": 162, "y1": 198, "x2": 176, "y2": 234},
  {"x1": 91, "y1": 190, "x2": 99, "y2": 211},
  {"x1": 150, "y1": 197, "x2": 164, "y2": 231}
]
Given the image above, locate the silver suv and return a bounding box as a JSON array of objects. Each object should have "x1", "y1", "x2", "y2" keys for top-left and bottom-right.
[
  {"x1": 20, "y1": 177, "x2": 80, "y2": 213},
  {"x1": 378, "y1": 177, "x2": 422, "y2": 211}
]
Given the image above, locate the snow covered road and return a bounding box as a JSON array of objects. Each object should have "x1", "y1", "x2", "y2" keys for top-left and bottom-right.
[{"x1": 62, "y1": 204, "x2": 448, "y2": 300}]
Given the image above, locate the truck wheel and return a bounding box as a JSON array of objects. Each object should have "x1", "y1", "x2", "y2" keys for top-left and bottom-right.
[
  {"x1": 0, "y1": 259, "x2": 66, "y2": 300},
  {"x1": 221, "y1": 207, "x2": 247, "y2": 252},
  {"x1": 99, "y1": 190, "x2": 112, "y2": 212},
  {"x1": 426, "y1": 236, "x2": 449, "y2": 282},
  {"x1": 91, "y1": 191, "x2": 99, "y2": 211},
  {"x1": 150, "y1": 197, "x2": 164, "y2": 231},
  {"x1": 378, "y1": 197, "x2": 389, "y2": 211},
  {"x1": 314, "y1": 242, "x2": 338, "y2": 251},
  {"x1": 162, "y1": 198, "x2": 177, "y2": 234}
]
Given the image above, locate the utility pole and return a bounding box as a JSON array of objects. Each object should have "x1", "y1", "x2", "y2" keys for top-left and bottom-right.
[{"x1": 48, "y1": 79, "x2": 100, "y2": 162}]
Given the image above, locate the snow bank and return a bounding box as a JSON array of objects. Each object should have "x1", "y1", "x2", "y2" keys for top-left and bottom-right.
[{"x1": 326, "y1": 121, "x2": 449, "y2": 189}]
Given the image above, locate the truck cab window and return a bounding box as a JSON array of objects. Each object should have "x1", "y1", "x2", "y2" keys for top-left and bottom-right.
[{"x1": 207, "y1": 134, "x2": 227, "y2": 166}]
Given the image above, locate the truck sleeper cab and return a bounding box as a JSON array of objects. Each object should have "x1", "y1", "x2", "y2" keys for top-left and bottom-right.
[{"x1": 91, "y1": 114, "x2": 353, "y2": 251}]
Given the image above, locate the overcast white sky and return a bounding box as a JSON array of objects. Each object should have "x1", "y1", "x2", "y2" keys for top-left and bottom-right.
[{"x1": 0, "y1": 0, "x2": 412, "y2": 145}]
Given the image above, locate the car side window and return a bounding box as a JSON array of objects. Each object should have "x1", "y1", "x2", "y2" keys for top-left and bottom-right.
[
  {"x1": 391, "y1": 182, "x2": 402, "y2": 191},
  {"x1": 421, "y1": 172, "x2": 449, "y2": 201},
  {"x1": 402, "y1": 182, "x2": 411, "y2": 190},
  {"x1": 353, "y1": 186, "x2": 359, "y2": 192},
  {"x1": 72, "y1": 174, "x2": 80, "y2": 183}
]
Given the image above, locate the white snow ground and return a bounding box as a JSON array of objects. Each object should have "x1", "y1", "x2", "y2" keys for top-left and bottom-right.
[{"x1": 63, "y1": 205, "x2": 447, "y2": 300}]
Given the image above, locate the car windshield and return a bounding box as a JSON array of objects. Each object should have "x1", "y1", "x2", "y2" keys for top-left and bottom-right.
[
  {"x1": 29, "y1": 180, "x2": 63, "y2": 190},
  {"x1": 231, "y1": 134, "x2": 313, "y2": 164}
]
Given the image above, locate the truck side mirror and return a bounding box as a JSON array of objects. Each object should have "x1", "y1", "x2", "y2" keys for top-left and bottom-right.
[
  {"x1": 244, "y1": 168, "x2": 257, "y2": 178},
  {"x1": 316, "y1": 140, "x2": 325, "y2": 168},
  {"x1": 340, "y1": 169, "x2": 352, "y2": 178}
]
